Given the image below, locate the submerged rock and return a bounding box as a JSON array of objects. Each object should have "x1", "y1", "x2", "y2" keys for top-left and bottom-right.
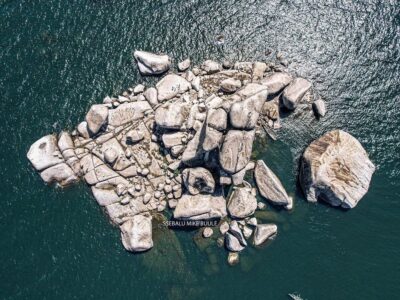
[
  {"x1": 253, "y1": 224, "x2": 277, "y2": 246},
  {"x1": 300, "y1": 130, "x2": 375, "y2": 209},
  {"x1": 134, "y1": 50, "x2": 171, "y2": 75},
  {"x1": 254, "y1": 160, "x2": 293, "y2": 209},
  {"x1": 27, "y1": 135, "x2": 63, "y2": 171},
  {"x1": 120, "y1": 214, "x2": 153, "y2": 252}
]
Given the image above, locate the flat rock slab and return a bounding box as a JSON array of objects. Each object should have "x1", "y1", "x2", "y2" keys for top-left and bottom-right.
[
  {"x1": 108, "y1": 101, "x2": 152, "y2": 126},
  {"x1": 300, "y1": 130, "x2": 375, "y2": 209},
  {"x1": 173, "y1": 193, "x2": 227, "y2": 220}
]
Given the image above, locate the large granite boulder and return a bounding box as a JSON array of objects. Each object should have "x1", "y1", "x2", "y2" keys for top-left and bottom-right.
[
  {"x1": 85, "y1": 104, "x2": 108, "y2": 135},
  {"x1": 254, "y1": 160, "x2": 293, "y2": 209},
  {"x1": 156, "y1": 74, "x2": 191, "y2": 102},
  {"x1": 155, "y1": 101, "x2": 190, "y2": 129},
  {"x1": 40, "y1": 163, "x2": 78, "y2": 186},
  {"x1": 120, "y1": 214, "x2": 153, "y2": 252},
  {"x1": 253, "y1": 224, "x2": 277, "y2": 246},
  {"x1": 134, "y1": 51, "x2": 171, "y2": 75},
  {"x1": 227, "y1": 187, "x2": 257, "y2": 219},
  {"x1": 282, "y1": 78, "x2": 311, "y2": 110},
  {"x1": 300, "y1": 130, "x2": 375, "y2": 209},
  {"x1": 261, "y1": 72, "x2": 292, "y2": 95},
  {"x1": 229, "y1": 89, "x2": 268, "y2": 129},
  {"x1": 173, "y1": 193, "x2": 227, "y2": 220},
  {"x1": 182, "y1": 167, "x2": 215, "y2": 195},
  {"x1": 219, "y1": 130, "x2": 255, "y2": 174},
  {"x1": 27, "y1": 135, "x2": 63, "y2": 171}
]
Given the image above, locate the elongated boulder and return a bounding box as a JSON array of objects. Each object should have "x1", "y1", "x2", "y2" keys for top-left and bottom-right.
[
  {"x1": 253, "y1": 224, "x2": 277, "y2": 246},
  {"x1": 134, "y1": 51, "x2": 171, "y2": 75},
  {"x1": 220, "y1": 78, "x2": 241, "y2": 93},
  {"x1": 261, "y1": 72, "x2": 292, "y2": 95},
  {"x1": 156, "y1": 74, "x2": 191, "y2": 102},
  {"x1": 120, "y1": 214, "x2": 153, "y2": 252},
  {"x1": 85, "y1": 104, "x2": 108, "y2": 135},
  {"x1": 182, "y1": 167, "x2": 215, "y2": 195},
  {"x1": 313, "y1": 99, "x2": 327, "y2": 117},
  {"x1": 173, "y1": 193, "x2": 227, "y2": 220},
  {"x1": 254, "y1": 160, "x2": 293, "y2": 209},
  {"x1": 300, "y1": 130, "x2": 375, "y2": 209},
  {"x1": 220, "y1": 130, "x2": 255, "y2": 174},
  {"x1": 229, "y1": 89, "x2": 268, "y2": 129},
  {"x1": 27, "y1": 135, "x2": 63, "y2": 171},
  {"x1": 229, "y1": 220, "x2": 247, "y2": 246},
  {"x1": 227, "y1": 187, "x2": 257, "y2": 219},
  {"x1": 40, "y1": 163, "x2": 78, "y2": 186},
  {"x1": 282, "y1": 77, "x2": 311, "y2": 110}
]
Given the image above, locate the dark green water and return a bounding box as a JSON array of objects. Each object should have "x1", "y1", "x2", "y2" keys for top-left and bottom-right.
[{"x1": 1, "y1": 0, "x2": 399, "y2": 299}]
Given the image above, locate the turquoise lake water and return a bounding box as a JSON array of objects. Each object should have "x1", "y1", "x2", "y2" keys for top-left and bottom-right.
[{"x1": 1, "y1": 0, "x2": 399, "y2": 299}]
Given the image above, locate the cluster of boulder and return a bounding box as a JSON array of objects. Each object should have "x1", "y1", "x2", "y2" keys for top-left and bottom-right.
[{"x1": 27, "y1": 50, "x2": 375, "y2": 265}]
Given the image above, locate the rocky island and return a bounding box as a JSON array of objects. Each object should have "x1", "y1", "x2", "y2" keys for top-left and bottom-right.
[{"x1": 27, "y1": 51, "x2": 375, "y2": 265}]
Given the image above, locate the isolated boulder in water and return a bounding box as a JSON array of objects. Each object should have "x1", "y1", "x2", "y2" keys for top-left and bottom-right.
[
  {"x1": 254, "y1": 160, "x2": 293, "y2": 209},
  {"x1": 300, "y1": 130, "x2": 375, "y2": 209},
  {"x1": 85, "y1": 104, "x2": 108, "y2": 135},
  {"x1": 282, "y1": 77, "x2": 311, "y2": 110},
  {"x1": 120, "y1": 214, "x2": 153, "y2": 252},
  {"x1": 182, "y1": 167, "x2": 215, "y2": 195},
  {"x1": 134, "y1": 50, "x2": 171, "y2": 75}
]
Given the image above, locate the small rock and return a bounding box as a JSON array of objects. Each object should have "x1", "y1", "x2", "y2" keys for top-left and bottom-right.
[
  {"x1": 313, "y1": 99, "x2": 327, "y2": 117},
  {"x1": 133, "y1": 84, "x2": 145, "y2": 94},
  {"x1": 201, "y1": 60, "x2": 221, "y2": 74},
  {"x1": 178, "y1": 58, "x2": 191, "y2": 72},
  {"x1": 227, "y1": 187, "x2": 257, "y2": 219},
  {"x1": 219, "y1": 221, "x2": 229, "y2": 235},
  {"x1": 227, "y1": 252, "x2": 239, "y2": 266},
  {"x1": 220, "y1": 78, "x2": 242, "y2": 93},
  {"x1": 203, "y1": 227, "x2": 213, "y2": 238}
]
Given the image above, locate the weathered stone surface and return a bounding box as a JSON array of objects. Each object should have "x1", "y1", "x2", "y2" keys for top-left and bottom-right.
[
  {"x1": 261, "y1": 100, "x2": 279, "y2": 120},
  {"x1": 300, "y1": 130, "x2": 375, "y2": 209},
  {"x1": 77, "y1": 121, "x2": 90, "y2": 139},
  {"x1": 202, "y1": 227, "x2": 213, "y2": 238},
  {"x1": 85, "y1": 104, "x2": 108, "y2": 135},
  {"x1": 156, "y1": 74, "x2": 191, "y2": 102},
  {"x1": 108, "y1": 101, "x2": 152, "y2": 126},
  {"x1": 203, "y1": 127, "x2": 223, "y2": 152},
  {"x1": 126, "y1": 128, "x2": 145, "y2": 144},
  {"x1": 252, "y1": 62, "x2": 267, "y2": 81},
  {"x1": 58, "y1": 131, "x2": 74, "y2": 152},
  {"x1": 27, "y1": 135, "x2": 63, "y2": 171},
  {"x1": 40, "y1": 163, "x2": 78, "y2": 186},
  {"x1": 91, "y1": 186, "x2": 120, "y2": 206},
  {"x1": 313, "y1": 99, "x2": 327, "y2": 117},
  {"x1": 229, "y1": 220, "x2": 247, "y2": 246},
  {"x1": 155, "y1": 101, "x2": 190, "y2": 129},
  {"x1": 253, "y1": 224, "x2": 277, "y2": 246},
  {"x1": 261, "y1": 72, "x2": 292, "y2": 95},
  {"x1": 178, "y1": 58, "x2": 191, "y2": 72},
  {"x1": 220, "y1": 130, "x2": 255, "y2": 174},
  {"x1": 282, "y1": 77, "x2": 311, "y2": 110},
  {"x1": 254, "y1": 160, "x2": 292, "y2": 209},
  {"x1": 134, "y1": 51, "x2": 171, "y2": 75},
  {"x1": 227, "y1": 187, "x2": 257, "y2": 219},
  {"x1": 201, "y1": 60, "x2": 221, "y2": 74},
  {"x1": 237, "y1": 83, "x2": 266, "y2": 98},
  {"x1": 173, "y1": 193, "x2": 227, "y2": 220},
  {"x1": 143, "y1": 87, "x2": 158, "y2": 107},
  {"x1": 229, "y1": 89, "x2": 268, "y2": 129},
  {"x1": 225, "y1": 232, "x2": 245, "y2": 252},
  {"x1": 181, "y1": 126, "x2": 205, "y2": 164},
  {"x1": 207, "y1": 108, "x2": 227, "y2": 131},
  {"x1": 182, "y1": 167, "x2": 215, "y2": 195},
  {"x1": 219, "y1": 221, "x2": 229, "y2": 235},
  {"x1": 162, "y1": 132, "x2": 185, "y2": 148},
  {"x1": 120, "y1": 214, "x2": 153, "y2": 252},
  {"x1": 220, "y1": 78, "x2": 242, "y2": 93}
]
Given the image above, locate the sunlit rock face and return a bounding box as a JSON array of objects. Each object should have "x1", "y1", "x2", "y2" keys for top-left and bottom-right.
[{"x1": 300, "y1": 130, "x2": 375, "y2": 209}]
